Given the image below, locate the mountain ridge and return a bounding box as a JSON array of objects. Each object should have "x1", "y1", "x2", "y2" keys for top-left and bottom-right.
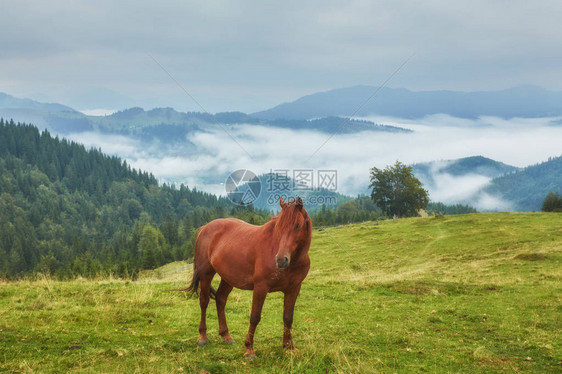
[
  {"x1": 0, "y1": 92, "x2": 411, "y2": 137},
  {"x1": 0, "y1": 92, "x2": 77, "y2": 113},
  {"x1": 252, "y1": 85, "x2": 562, "y2": 120},
  {"x1": 412, "y1": 156, "x2": 520, "y2": 186}
]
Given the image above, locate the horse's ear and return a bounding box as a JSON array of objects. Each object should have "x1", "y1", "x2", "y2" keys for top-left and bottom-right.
[
  {"x1": 296, "y1": 196, "x2": 303, "y2": 207},
  {"x1": 279, "y1": 197, "x2": 287, "y2": 209}
]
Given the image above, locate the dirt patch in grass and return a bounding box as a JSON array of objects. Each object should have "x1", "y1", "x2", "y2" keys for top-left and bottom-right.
[
  {"x1": 381, "y1": 281, "x2": 502, "y2": 296},
  {"x1": 514, "y1": 253, "x2": 548, "y2": 261}
]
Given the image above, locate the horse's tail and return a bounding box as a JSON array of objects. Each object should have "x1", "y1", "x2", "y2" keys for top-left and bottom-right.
[
  {"x1": 185, "y1": 262, "x2": 217, "y2": 299},
  {"x1": 167, "y1": 269, "x2": 199, "y2": 295},
  {"x1": 174, "y1": 228, "x2": 217, "y2": 299},
  {"x1": 185, "y1": 264, "x2": 200, "y2": 296}
]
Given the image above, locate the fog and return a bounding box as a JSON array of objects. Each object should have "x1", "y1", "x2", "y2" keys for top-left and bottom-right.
[
  {"x1": 412, "y1": 160, "x2": 513, "y2": 211},
  {"x1": 68, "y1": 115, "x2": 562, "y2": 210}
]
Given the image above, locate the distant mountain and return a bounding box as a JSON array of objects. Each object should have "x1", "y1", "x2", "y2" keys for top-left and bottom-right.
[
  {"x1": 252, "y1": 85, "x2": 562, "y2": 120},
  {"x1": 482, "y1": 156, "x2": 562, "y2": 211},
  {"x1": 0, "y1": 93, "x2": 411, "y2": 140},
  {"x1": 90, "y1": 108, "x2": 409, "y2": 140},
  {"x1": 0, "y1": 92, "x2": 89, "y2": 130},
  {"x1": 0, "y1": 92, "x2": 76, "y2": 113},
  {"x1": 0, "y1": 93, "x2": 83, "y2": 131},
  {"x1": 412, "y1": 156, "x2": 519, "y2": 189}
]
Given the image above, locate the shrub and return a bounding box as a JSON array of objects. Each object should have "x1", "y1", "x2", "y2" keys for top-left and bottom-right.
[{"x1": 541, "y1": 191, "x2": 562, "y2": 212}]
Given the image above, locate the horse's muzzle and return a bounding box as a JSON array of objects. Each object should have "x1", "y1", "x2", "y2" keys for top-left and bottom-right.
[{"x1": 275, "y1": 255, "x2": 290, "y2": 269}]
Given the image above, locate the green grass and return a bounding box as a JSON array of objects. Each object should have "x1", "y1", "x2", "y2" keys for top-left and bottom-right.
[{"x1": 1, "y1": 213, "x2": 561, "y2": 373}]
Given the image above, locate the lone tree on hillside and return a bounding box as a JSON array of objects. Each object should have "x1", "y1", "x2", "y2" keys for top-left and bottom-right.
[
  {"x1": 541, "y1": 191, "x2": 562, "y2": 212},
  {"x1": 369, "y1": 161, "x2": 429, "y2": 218}
]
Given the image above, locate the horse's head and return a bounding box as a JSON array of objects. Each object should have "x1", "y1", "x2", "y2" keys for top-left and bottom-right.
[{"x1": 274, "y1": 197, "x2": 312, "y2": 269}]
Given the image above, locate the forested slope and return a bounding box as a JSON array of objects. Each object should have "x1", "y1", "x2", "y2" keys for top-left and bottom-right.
[
  {"x1": 0, "y1": 119, "x2": 268, "y2": 279},
  {"x1": 484, "y1": 155, "x2": 562, "y2": 211}
]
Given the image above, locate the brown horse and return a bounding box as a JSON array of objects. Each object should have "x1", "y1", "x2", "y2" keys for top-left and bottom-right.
[{"x1": 186, "y1": 197, "x2": 312, "y2": 359}]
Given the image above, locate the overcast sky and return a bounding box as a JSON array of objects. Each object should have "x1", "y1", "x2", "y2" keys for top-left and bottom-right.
[{"x1": 2, "y1": 0, "x2": 562, "y2": 112}]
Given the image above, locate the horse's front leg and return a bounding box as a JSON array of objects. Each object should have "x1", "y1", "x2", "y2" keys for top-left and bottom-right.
[
  {"x1": 283, "y1": 284, "x2": 302, "y2": 350},
  {"x1": 244, "y1": 285, "x2": 268, "y2": 359}
]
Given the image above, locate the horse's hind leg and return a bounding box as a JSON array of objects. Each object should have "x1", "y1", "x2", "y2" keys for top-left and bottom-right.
[
  {"x1": 197, "y1": 270, "x2": 215, "y2": 346},
  {"x1": 215, "y1": 279, "x2": 235, "y2": 344}
]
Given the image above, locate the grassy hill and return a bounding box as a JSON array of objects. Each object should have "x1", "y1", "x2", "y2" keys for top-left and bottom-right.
[{"x1": 1, "y1": 213, "x2": 561, "y2": 373}]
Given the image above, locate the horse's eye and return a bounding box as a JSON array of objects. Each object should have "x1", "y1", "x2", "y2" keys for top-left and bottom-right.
[{"x1": 295, "y1": 223, "x2": 300, "y2": 230}]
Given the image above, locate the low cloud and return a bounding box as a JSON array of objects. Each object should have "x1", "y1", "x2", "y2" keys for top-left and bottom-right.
[
  {"x1": 78, "y1": 109, "x2": 117, "y2": 116},
  {"x1": 67, "y1": 115, "x2": 562, "y2": 211},
  {"x1": 66, "y1": 132, "x2": 140, "y2": 158},
  {"x1": 428, "y1": 173, "x2": 491, "y2": 203},
  {"x1": 472, "y1": 192, "x2": 514, "y2": 212}
]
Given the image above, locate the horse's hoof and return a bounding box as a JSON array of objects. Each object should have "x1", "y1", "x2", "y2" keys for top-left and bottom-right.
[
  {"x1": 283, "y1": 342, "x2": 298, "y2": 351},
  {"x1": 244, "y1": 353, "x2": 257, "y2": 360},
  {"x1": 224, "y1": 338, "x2": 236, "y2": 345},
  {"x1": 197, "y1": 338, "x2": 210, "y2": 346}
]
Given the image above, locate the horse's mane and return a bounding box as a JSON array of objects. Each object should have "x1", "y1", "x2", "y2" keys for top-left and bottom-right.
[{"x1": 274, "y1": 201, "x2": 310, "y2": 232}]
